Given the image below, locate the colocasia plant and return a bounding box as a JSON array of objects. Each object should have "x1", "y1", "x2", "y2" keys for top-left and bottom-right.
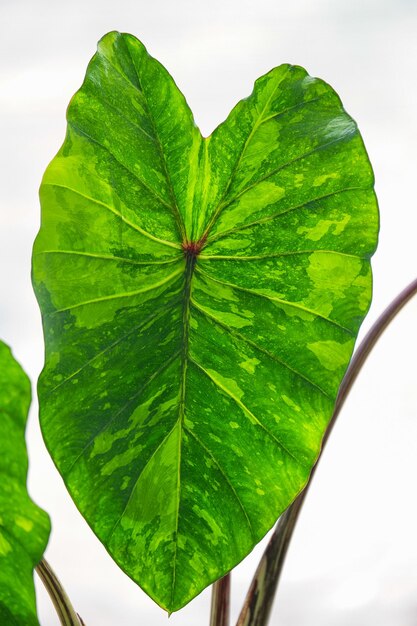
[{"x1": 1, "y1": 30, "x2": 416, "y2": 626}]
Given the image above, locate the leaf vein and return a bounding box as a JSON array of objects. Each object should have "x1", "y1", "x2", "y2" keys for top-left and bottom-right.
[
  {"x1": 195, "y1": 267, "x2": 353, "y2": 335},
  {"x1": 206, "y1": 186, "x2": 368, "y2": 243},
  {"x1": 84, "y1": 83, "x2": 157, "y2": 143},
  {"x1": 46, "y1": 298, "x2": 181, "y2": 395},
  {"x1": 105, "y1": 419, "x2": 181, "y2": 544},
  {"x1": 49, "y1": 265, "x2": 183, "y2": 315},
  {"x1": 121, "y1": 36, "x2": 187, "y2": 241},
  {"x1": 35, "y1": 250, "x2": 182, "y2": 265},
  {"x1": 170, "y1": 257, "x2": 194, "y2": 605},
  {"x1": 39, "y1": 185, "x2": 181, "y2": 250},
  {"x1": 189, "y1": 356, "x2": 304, "y2": 466},
  {"x1": 213, "y1": 132, "x2": 358, "y2": 219},
  {"x1": 67, "y1": 121, "x2": 176, "y2": 214},
  {"x1": 184, "y1": 426, "x2": 255, "y2": 542},
  {"x1": 65, "y1": 350, "x2": 181, "y2": 480},
  {"x1": 256, "y1": 92, "x2": 329, "y2": 127},
  {"x1": 199, "y1": 250, "x2": 367, "y2": 262},
  {"x1": 190, "y1": 299, "x2": 331, "y2": 399},
  {"x1": 202, "y1": 66, "x2": 291, "y2": 238}
]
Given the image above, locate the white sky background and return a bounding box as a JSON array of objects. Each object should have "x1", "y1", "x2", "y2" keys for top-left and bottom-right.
[{"x1": 1, "y1": 0, "x2": 417, "y2": 624}]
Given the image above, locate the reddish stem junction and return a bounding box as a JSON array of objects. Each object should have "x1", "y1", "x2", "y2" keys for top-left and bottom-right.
[{"x1": 181, "y1": 235, "x2": 206, "y2": 258}]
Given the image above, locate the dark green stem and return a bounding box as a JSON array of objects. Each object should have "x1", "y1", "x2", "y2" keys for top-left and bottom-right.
[
  {"x1": 36, "y1": 558, "x2": 85, "y2": 626},
  {"x1": 236, "y1": 276, "x2": 417, "y2": 626},
  {"x1": 210, "y1": 573, "x2": 231, "y2": 626}
]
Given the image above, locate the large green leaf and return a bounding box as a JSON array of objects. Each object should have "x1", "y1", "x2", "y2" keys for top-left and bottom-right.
[
  {"x1": 0, "y1": 341, "x2": 50, "y2": 624},
  {"x1": 32, "y1": 31, "x2": 378, "y2": 612}
]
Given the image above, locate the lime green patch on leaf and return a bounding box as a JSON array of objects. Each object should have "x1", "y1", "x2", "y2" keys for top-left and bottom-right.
[{"x1": 307, "y1": 339, "x2": 355, "y2": 371}]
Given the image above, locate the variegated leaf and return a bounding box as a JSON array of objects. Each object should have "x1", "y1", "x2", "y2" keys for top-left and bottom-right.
[{"x1": 32, "y1": 31, "x2": 378, "y2": 612}]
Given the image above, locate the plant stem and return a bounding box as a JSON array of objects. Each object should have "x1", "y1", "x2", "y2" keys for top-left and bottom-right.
[
  {"x1": 236, "y1": 276, "x2": 417, "y2": 626},
  {"x1": 36, "y1": 558, "x2": 85, "y2": 626},
  {"x1": 210, "y1": 573, "x2": 231, "y2": 626}
]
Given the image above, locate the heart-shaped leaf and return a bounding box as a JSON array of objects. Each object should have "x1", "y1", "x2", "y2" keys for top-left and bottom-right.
[
  {"x1": 32, "y1": 31, "x2": 378, "y2": 612},
  {"x1": 0, "y1": 341, "x2": 50, "y2": 624}
]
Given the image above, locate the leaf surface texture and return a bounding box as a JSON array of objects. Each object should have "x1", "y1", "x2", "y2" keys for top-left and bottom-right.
[{"x1": 33, "y1": 31, "x2": 378, "y2": 611}]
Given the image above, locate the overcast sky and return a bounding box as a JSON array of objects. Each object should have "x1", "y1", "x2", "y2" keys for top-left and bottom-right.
[{"x1": 1, "y1": 0, "x2": 417, "y2": 624}]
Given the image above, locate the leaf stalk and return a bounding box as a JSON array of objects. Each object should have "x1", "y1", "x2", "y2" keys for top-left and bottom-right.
[
  {"x1": 210, "y1": 573, "x2": 231, "y2": 626},
  {"x1": 36, "y1": 558, "x2": 85, "y2": 626}
]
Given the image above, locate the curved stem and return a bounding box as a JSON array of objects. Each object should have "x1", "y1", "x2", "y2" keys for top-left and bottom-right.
[
  {"x1": 36, "y1": 558, "x2": 85, "y2": 626},
  {"x1": 210, "y1": 573, "x2": 231, "y2": 626},
  {"x1": 236, "y1": 277, "x2": 417, "y2": 626},
  {"x1": 333, "y1": 277, "x2": 417, "y2": 419}
]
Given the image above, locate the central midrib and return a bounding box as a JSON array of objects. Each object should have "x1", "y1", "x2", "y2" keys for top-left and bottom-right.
[
  {"x1": 170, "y1": 251, "x2": 196, "y2": 606},
  {"x1": 179, "y1": 253, "x2": 195, "y2": 431}
]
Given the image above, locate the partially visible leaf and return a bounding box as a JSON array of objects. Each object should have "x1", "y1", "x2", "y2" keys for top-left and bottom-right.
[
  {"x1": 33, "y1": 31, "x2": 378, "y2": 612},
  {"x1": 0, "y1": 341, "x2": 50, "y2": 625}
]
